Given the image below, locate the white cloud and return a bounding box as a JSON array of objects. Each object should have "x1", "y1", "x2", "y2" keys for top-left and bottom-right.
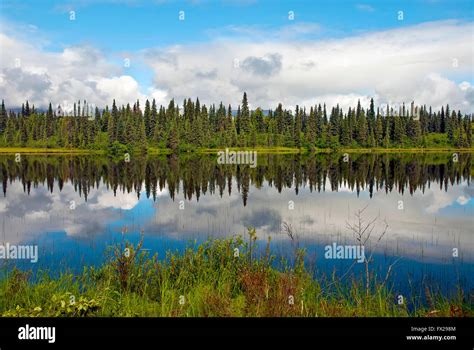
[
  {"x1": 95, "y1": 75, "x2": 143, "y2": 104},
  {"x1": 456, "y1": 195, "x2": 469, "y2": 205},
  {"x1": 90, "y1": 190, "x2": 140, "y2": 210},
  {"x1": 144, "y1": 20, "x2": 474, "y2": 112},
  {"x1": 0, "y1": 33, "x2": 144, "y2": 109},
  {"x1": 147, "y1": 87, "x2": 169, "y2": 106},
  {"x1": 424, "y1": 184, "x2": 467, "y2": 214},
  {"x1": 0, "y1": 19, "x2": 473, "y2": 113}
]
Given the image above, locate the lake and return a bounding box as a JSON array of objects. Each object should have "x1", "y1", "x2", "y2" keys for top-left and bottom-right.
[{"x1": 0, "y1": 152, "x2": 473, "y2": 299}]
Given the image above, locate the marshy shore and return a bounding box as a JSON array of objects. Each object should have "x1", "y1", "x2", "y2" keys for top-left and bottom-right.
[{"x1": 0, "y1": 233, "x2": 471, "y2": 317}]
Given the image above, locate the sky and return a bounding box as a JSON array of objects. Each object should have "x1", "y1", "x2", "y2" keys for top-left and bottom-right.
[{"x1": 0, "y1": 0, "x2": 473, "y2": 112}]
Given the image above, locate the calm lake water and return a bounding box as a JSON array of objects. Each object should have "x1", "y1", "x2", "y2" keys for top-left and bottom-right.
[{"x1": 0, "y1": 152, "x2": 473, "y2": 298}]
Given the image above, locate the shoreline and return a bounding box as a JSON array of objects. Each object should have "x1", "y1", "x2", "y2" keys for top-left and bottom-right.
[
  {"x1": 0, "y1": 147, "x2": 473, "y2": 155},
  {"x1": 0, "y1": 237, "x2": 470, "y2": 317}
]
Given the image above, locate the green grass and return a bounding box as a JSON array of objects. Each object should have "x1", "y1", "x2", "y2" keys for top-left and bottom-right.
[
  {"x1": 337, "y1": 147, "x2": 474, "y2": 153},
  {"x1": 0, "y1": 233, "x2": 470, "y2": 317},
  {"x1": 0, "y1": 147, "x2": 104, "y2": 154}
]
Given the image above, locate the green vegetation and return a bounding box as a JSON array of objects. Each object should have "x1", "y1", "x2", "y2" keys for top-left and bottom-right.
[
  {"x1": 0, "y1": 233, "x2": 470, "y2": 317},
  {"x1": 0, "y1": 147, "x2": 104, "y2": 154},
  {"x1": 0, "y1": 95, "x2": 472, "y2": 154}
]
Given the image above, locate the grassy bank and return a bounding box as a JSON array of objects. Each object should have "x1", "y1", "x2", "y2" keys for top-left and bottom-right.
[
  {"x1": 0, "y1": 235, "x2": 470, "y2": 317},
  {"x1": 0, "y1": 147, "x2": 104, "y2": 155},
  {"x1": 1, "y1": 146, "x2": 473, "y2": 155},
  {"x1": 337, "y1": 147, "x2": 474, "y2": 153}
]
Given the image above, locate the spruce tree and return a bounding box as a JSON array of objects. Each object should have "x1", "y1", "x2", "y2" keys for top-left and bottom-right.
[
  {"x1": 275, "y1": 103, "x2": 284, "y2": 135},
  {"x1": 4, "y1": 114, "x2": 15, "y2": 144},
  {"x1": 356, "y1": 109, "x2": 367, "y2": 146},
  {"x1": 102, "y1": 106, "x2": 110, "y2": 132},
  {"x1": 254, "y1": 107, "x2": 264, "y2": 133},
  {"x1": 240, "y1": 92, "x2": 250, "y2": 135},
  {"x1": 108, "y1": 100, "x2": 118, "y2": 144},
  {"x1": 306, "y1": 106, "x2": 316, "y2": 145},
  {"x1": 0, "y1": 100, "x2": 6, "y2": 134},
  {"x1": 137, "y1": 110, "x2": 147, "y2": 151},
  {"x1": 294, "y1": 105, "x2": 302, "y2": 148},
  {"x1": 19, "y1": 117, "x2": 28, "y2": 146},
  {"x1": 226, "y1": 104, "x2": 234, "y2": 146},
  {"x1": 465, "y1": 116, "x2": 472, "y2": 147},
  {"x1": 45, "y1": 103, "x2": 54, "y2": 138},
  {"x1": 368, "y1": 98, "x2": 376, "y2": 133},
  {"x1": 25, "y1": 101, "x2": 30, "y2": 117},
  {"x1": 447, "y1": 111, "x2": 455, "y2": 145},
  {"x1": 375, "y1": 115, "x2": 383, "y2": 146},
  {"x1": 393, "y1": 116, "x2": 404, "y2": 145},
  {"x1": 383, "y1": 119, "x2": 391, "y2": 148},
  {"x1": 407, "y1": 116, "x2": 421, "y2": 145},
  {"x1": 151, "y1": 99, "x2": 157, "y2": 138},
  {"x1": 340, "y1": 118, "x2": 350, "y2": 146},
  {"x1": 167, "y1": 120, "x2": 179, "y2": 152},
  {"x1": 236, "y1": 105, "x2": 241, "y2": 135},
  {"x1": 144, "y1": 99, "x2": 152, "y2": 139}
]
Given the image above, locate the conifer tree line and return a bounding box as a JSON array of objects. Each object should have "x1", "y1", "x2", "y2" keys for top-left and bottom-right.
[{"x1": 0, "y1": 93, "x2": 472, "y2": 152}]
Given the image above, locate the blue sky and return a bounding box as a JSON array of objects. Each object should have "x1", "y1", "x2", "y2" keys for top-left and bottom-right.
[
  {"x1": 2, "y1": 0, "x2": 472, "y2": 51},
  {"x1": 0, "y1": 0, "x2": 473, "y2": 111}
]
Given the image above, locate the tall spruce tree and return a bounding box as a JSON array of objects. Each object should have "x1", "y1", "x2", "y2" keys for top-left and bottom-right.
[
  {"x1": 45, "y1": 103, "x2": 54, "y2": 138},
  {"x1": 240, "y1": 92, "x2": 250, "y2": 135},
  {"x1": 144, "y1": 99, "x2": 152, "y2": 139},
  {"x1": 356, "y1": 109, "x2": 367, "y2": 146},
  {"x1": 0, "y1": 100, "x2": 6, "y2": 134},
  {"x1": 294, "y1": 105, "x2": 302, "y2": 148},
  {"x1": 375, "y1": 115, "x2": 383, "y2": 147}
]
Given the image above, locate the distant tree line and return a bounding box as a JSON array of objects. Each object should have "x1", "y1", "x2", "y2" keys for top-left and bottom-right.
[{"x1": 0, "y1": 93, "x2": 472, "y2": 152}]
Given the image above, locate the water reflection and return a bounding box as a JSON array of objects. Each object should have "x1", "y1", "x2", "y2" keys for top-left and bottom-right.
[
  {"x1": 0, "y1": 153, "x2": 473, "y2": 295},
  {"x1": 1, "y1": 153, "x2": 472, "y2": 203}
]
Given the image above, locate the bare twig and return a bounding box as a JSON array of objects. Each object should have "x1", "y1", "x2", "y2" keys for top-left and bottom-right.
[{"x1": 345, "y1": 206, "x2": 397, "y2": 297}]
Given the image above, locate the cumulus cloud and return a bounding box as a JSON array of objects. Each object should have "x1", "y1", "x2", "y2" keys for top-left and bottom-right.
[
  {"x1": 240, "y1": 54, "x2": 282, "y2": 78},
  {"x1": 143, "y1": 20, "x2": 474, "y2": 112},
  {"x1": 90, "y1": 190, "x2": 140, "y2": 210},
  {"x1": 0, "y1": 33, "x2": 144, "y2": 109},
  {"x1": 424, "y1": 184, "x2": 470, "y2": 214},
  {"x1": 0, "y1": 19, "x2": 473, "y2": 113},
  {"x1": 95, "y1": 76, "x2": 142, "y2": 104}
]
